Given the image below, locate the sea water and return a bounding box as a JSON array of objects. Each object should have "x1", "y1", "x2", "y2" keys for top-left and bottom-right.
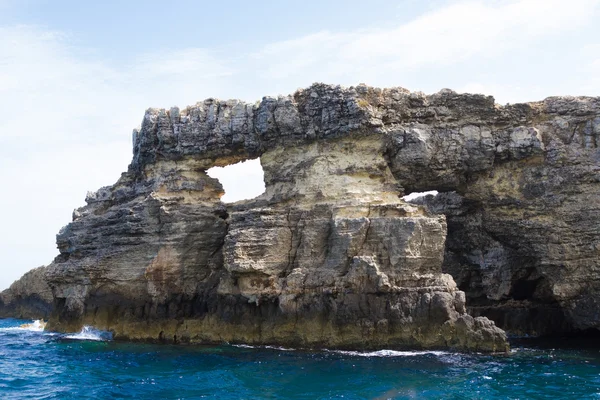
[{"x1": 0, "y1": 319, "x2": 599, "y2": 399}]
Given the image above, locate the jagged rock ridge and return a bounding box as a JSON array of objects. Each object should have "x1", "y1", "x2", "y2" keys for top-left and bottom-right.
[{"x1": 3, "y1": 83, "x2": 599, "y2": 350}]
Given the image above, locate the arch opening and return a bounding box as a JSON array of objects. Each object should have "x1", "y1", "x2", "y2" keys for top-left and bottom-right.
[
  {"x1": 206, "y1": 158, "x2": 265, "y2": 203},
  {"x1": 402, "y1": 190, "x2": 438, "y2": 201}
]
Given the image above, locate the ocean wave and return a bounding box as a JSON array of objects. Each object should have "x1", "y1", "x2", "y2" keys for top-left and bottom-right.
[
  {"x1": 233, "y1": 344, "x2": 296, "y2": 351},
  {"x1": 231, "y1": 345, "x2": 448, "y2": 357},
  {"x1": 0, "y1": 319, "x2": 46, "y2": 332},
  {"x1": 328, "y1": 349, "x2": 449, "y2": 357},
  {"x1": 63, "y1": 326, "x2": 113, "y2": 341}
]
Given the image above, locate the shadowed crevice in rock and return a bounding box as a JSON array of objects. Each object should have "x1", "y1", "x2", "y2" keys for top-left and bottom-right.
[{"x1": 409, "y1": 192, "x2": 573, "y2": 336}]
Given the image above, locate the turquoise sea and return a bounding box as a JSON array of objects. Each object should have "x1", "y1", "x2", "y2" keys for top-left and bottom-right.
[{"x1": 0, "y1": 319, "x2": 599, "y2": 399}]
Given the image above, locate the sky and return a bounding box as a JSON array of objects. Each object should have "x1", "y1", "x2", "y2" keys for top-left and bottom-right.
[{"x1": 1, "y1": 0, "x2": 599, "y2": 290}]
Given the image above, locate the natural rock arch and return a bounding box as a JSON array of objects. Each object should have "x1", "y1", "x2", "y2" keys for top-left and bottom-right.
[
  {"x1": 2, "y1": 83, "x2": 599, "y2": 350},
  {"x1": 206, "y1": 158, "x2": 266, "y2": 203}
]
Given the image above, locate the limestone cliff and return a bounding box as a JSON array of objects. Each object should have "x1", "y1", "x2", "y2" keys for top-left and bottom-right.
[
  {"x1": 0, "y1": 266, "x2": 53, "y2": 319},
  {"x1": 402, "y1": 98, "x2": 600, "y2": 335},
  {"x1": 5, "y1": 83, "x2": 599, "y2": 350}
]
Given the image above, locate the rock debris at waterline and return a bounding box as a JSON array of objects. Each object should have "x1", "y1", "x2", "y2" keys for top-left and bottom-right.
[{"x1": 2, "y1": 83, "x2": 599, "y2": 351}]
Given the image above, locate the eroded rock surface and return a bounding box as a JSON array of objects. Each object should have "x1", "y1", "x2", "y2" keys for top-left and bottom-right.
[
  {"x1": 5, "y1": 83, "x2": 599, "y2": 349},
  {"x1": 397, "y1": 96, "x2": 600, "y2": 336},
  {"x1": 0, "y1": 266, "x2": 53, "y2": 319}
]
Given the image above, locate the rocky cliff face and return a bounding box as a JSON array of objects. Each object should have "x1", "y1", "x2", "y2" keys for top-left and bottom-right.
[
  {"x1": 0, "y1": 266, "x2": 53, "y2": 319},
  {"x1": 4, "y1": 83, "x2": 599, "y2": 349},
  {"x1": 395, "y1": 95, "x2": 600, "y2": 336},
  {"x1": 38, "y1": 84, "x2": 506, "y2": 351}
]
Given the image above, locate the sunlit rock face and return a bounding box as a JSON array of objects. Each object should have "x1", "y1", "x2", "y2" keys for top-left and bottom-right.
[{"x1": 4, "y1": 83, "x2": 599, "y2": 350}]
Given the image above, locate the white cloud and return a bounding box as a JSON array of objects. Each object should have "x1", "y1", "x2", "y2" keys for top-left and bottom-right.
[
  {"x1": 250, "y1": 0, "x2": 600, "y2": 95},
  {"x1": 0, "y1": 26, "x2": 127, "y2": 141},
  {"x1": 135, "y1": 48, "x2": 233, "y2": 78},
  {"x1": 457, "y1": 82, "x2": 549, "y2": 104},
  {"x1": 578, "y1": 43, "x2": 600, "y2": 96},
  {"x1": 127, "y1": 47, "x2": 240, "y2": 108}
]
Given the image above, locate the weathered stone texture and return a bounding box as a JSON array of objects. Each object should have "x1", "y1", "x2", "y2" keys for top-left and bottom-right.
[
  {"x1": 0, "y1": 266, "x2": 53, "y2": 319},
  {"x1": 403, "y1": 96, "x2": 600, "y2": 335},
  {"x1": 3, "y1": 83, "x2": 599, "y2": 350}
]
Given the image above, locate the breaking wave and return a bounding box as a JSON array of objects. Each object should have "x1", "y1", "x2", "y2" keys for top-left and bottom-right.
[
  {"x1": 233, "y1": 344, "x2": 296, "y2": 351},
  {"x1": 0, "y1": 319, "x2": 46, "y2": 332},
  {"x1": 231, "y1": 344, "x2": 448, "y2": 358},
  {"x1": 328, "y1": 349, "x2": 448, "y2": 357},
  {"x1": 63, "y1": 326, "x2": 113, "y2": 341}
]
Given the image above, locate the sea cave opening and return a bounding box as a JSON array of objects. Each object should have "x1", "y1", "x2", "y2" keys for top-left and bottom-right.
[{"x1": 206, "y1": 158, "x2": 266, "y2": 203}]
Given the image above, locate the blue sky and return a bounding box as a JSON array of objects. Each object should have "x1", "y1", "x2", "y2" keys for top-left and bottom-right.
[{"x1": 1, "y1": 0, "x2": 599, "y2": 289}]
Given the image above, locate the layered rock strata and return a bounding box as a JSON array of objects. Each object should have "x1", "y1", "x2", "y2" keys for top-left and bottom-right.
[
  {"x1": 4, "y1": 83, "x2": 598, "y2": 348},
  {"x1": 394, "y1": 95, "x2": 600, "y2": 336},
  {"x1": 41, "y1": 84, "x2": 509, "y2": 351}
]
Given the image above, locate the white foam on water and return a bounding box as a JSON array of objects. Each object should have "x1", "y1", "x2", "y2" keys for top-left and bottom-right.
[
  {"x1": 0, "y1": 319, "x2": 46, "y2": 332},
  {"x1": 328, "y1": 349, "x2": 449, "y2": 357},
  {"x1": 232, "y1": 345, "x2": 448, "y2": 357},
  {"x1": 26, "y1": 319, "x2": 46, "y2": 332},
  {"x1": 63, "y1": 326, "x2": 112, "y2": 341},
  {"x1": 233, "y1": 344, "x2": 296, "y2": 351},
  {"x1": 0, "y1": 327, "x2": 27, "y2": 332}
]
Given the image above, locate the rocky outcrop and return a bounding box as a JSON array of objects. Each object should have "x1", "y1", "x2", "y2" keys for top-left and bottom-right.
[
  {"x1": 5, "y1": 83, "x2": 599, "y2": 349},
  {"x1": 37, "y1": 83, "x2": 508, "y2": 352},
  {"x1": 0, "y1": 266, "x2": 53, "y2": 319},
  {"x1": 391, "y1": 95, "x2": 600, "y2": 336}
]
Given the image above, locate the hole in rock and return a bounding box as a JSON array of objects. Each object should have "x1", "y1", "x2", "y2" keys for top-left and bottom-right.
[
  {"x1": 402, "y1": 190, "x2": 438, "y2": 201},
  {"x1": 206, "y1": 158, "x2": 265, "y2": 203},
  {"x1": 510, "y1": 277, "x2": 541, "y2": 301}
]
